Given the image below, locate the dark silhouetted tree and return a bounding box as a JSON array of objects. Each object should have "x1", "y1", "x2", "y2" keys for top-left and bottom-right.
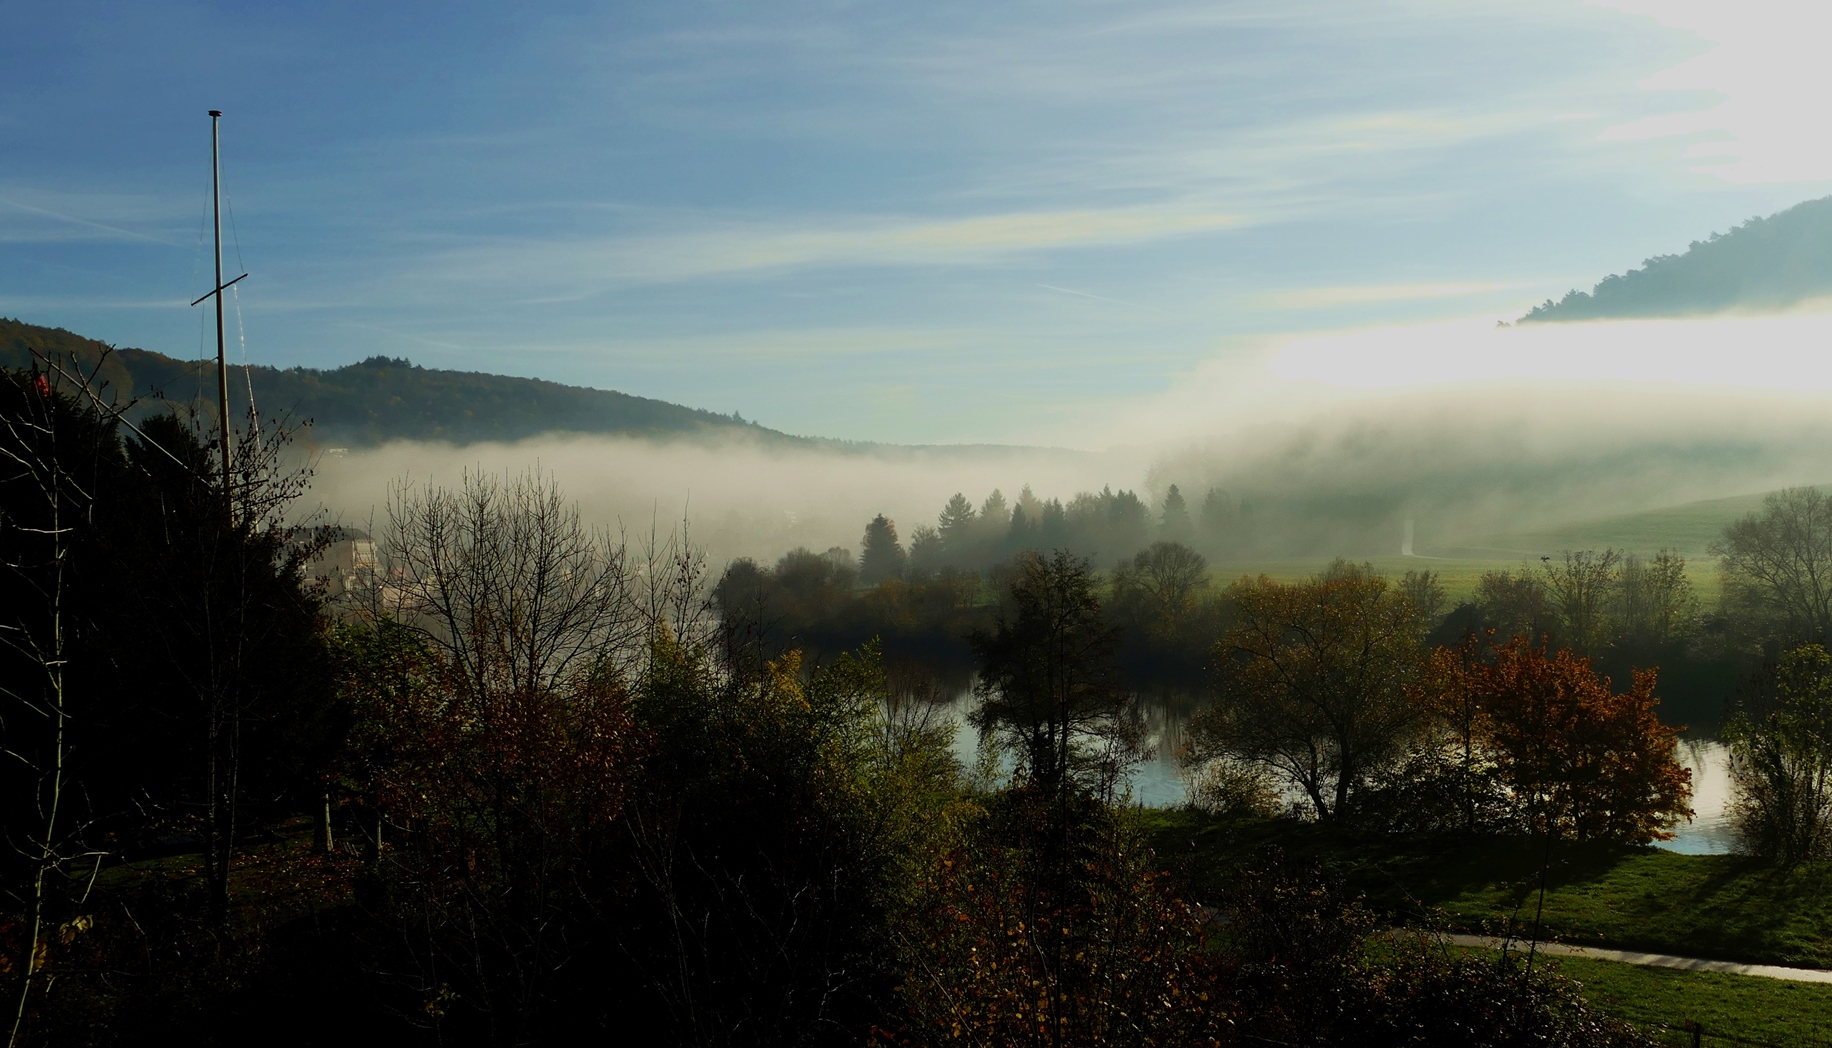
[
  {"x1": 1476, "y1": 568, "x2": 1553, "y2": 644},
  {"x1": 1542, "y1": 549, "x2": 1621, "y2": 655},
  {"x1": 1399, "y1": 568, "x2": 1446, "y2": 631},
  {"x1": 1159, "y1": 483, "x2": 1191, "y2": 541},
  {"x1": 906, "y1": 524, "x2": 944, "y2": 580},
  {"x1": 859, "y1": 513, "x2": 906, "y2": 585},
  {"x1": 1006, "y1": 502, "x2": 1038, "y2": 551},
  {"x1": 1714, "y1": 486, "x2": 1832, "y2": 646},
  {"x1": 937, "y1": 492, "x2": 976, "y2": 551},
  {"x1": 971, "y1": 551, "x2": 1135, "y2": 796},
  {"x1": 978, "y1": 489, "x2": 1010, "y2": 538},
  {"x1": 1199, "y1": 487, "x2": 1236, "y2": 545},
  {"x1": 1617, "y1": 549, "x2": 1698, "y2": 649},
  {"x1": 1112, "y1": 541, "x2": 1207, "y2": 627}
]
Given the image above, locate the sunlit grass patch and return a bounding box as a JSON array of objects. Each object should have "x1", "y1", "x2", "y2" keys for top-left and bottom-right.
[
  {"x1": 1142, "y1": 810, "x2": 1832, "y2": 970},
  {"x1": 1540, "y1": 953, "x2": 1832, "y2": 1045}
]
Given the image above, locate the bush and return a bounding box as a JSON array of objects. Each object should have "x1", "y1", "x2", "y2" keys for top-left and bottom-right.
[
  {"x1": 1184, "y1": 758, "x2": 1282, "y2": 819},
  {"x1": 1725, "y1": 644, "x2": 1832, "y2": 864},
  {"x1": 1219, "y1": 855, "x2": 1654, "y2": 1047},
  {"x1": 891, "y1": 799, "x2": 1231, "y2": 1048}
]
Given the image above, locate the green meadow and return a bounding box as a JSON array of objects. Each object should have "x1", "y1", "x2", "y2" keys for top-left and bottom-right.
[
  {"x1": 1208, "y1": 486, "x2": 1828, "y2": 607},
  {"x1": 1544, "y1": 954, "x2": 1832, "y2": 1045}
]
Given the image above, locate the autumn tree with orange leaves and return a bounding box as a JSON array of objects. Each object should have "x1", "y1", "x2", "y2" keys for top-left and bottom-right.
[{"x1": 1469, "y1": 638, "x2": 1692, "y2": 844}]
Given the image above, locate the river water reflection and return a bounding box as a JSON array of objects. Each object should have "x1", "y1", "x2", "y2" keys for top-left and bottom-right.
[{"x1": 932, "y1": 688, "x2": 1736, "y2": 855}]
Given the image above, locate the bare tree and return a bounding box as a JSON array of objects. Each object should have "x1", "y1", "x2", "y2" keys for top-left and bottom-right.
[
  {"x1": 1113, "y1": 541, "x2": 1208, "y2": 623},
  {"x1": 375, "y1": 468, "x2": 645, "y2": 701},
  {"x1": 1714, "y1": 487, "x2": 1832, "y2": 646},
  {"x1": 1541, "y1": 549, "x2": 1621, "y2": 655},
  {"x1": 1399, "y1": 568, "x2": 1446, "y2": 630},
  {"x1": 1617, "y1": 549, "x2": 1698, "y2": 648},
  {"x1": 354, "y1": 468, "x2": 667, "y2": 1040},
  {"x1": 0, "y1": 362, "x2": 112, "y2": 1047},
  {"x1": 1475, "y1": 568, "x2": 1552, "y2": 644}
]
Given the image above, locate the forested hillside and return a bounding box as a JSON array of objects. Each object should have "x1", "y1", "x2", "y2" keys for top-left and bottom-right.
[
  {"x1": 0, "y1": 316, "x2": 794, "y2": 447},
  {"x1": 1520, "y1": 195, "x2": 1832, "y2": 321}
]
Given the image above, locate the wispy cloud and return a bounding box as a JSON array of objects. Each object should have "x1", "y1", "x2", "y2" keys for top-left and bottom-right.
[
  {"x1": 414, "y1": 205, "x2": 1248, "y2": 292},
  {"x1": 534, "y1": 326, "x2": 974, "y2": 364},
  {"x1": 0, "y1": 188, "x2": 192, "y2": 246}
]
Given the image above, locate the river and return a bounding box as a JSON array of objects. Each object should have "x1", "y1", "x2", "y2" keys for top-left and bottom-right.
[{"x1": 934, "y1": 688, "x2": 1738, "y2": 855}]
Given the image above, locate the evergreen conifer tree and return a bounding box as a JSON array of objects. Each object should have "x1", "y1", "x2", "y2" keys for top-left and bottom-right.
[
  {"x1": 859, "y1": 514, "x2": 906, "y2": 585},
  {"x1": 1161, "y1": 484, "x2": 1192, "y2": 540},
  {"x1": 938, "y1": 492, "x2": 977, "y2": 549}
]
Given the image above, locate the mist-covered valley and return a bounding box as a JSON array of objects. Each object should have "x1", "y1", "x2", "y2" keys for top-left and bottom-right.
[
  {"x1": 19, "y1": 4, "x2": 1832, "y2": 1039},
  {"x1": 308, "y1": 352, "x2": 1832, "y2": 571}
]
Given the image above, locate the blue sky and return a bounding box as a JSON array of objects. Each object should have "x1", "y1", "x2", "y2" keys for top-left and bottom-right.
[{"x1": 6, "y1": 0, "x2": 1831, "y2": 445}]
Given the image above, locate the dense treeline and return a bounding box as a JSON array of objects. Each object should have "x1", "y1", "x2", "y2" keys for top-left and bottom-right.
[
  {"x1": 721, "y1": 494, "x2": 1743, "y2": 710},
  {"x1": 824, "y1": 483, "x2": 1255, "y2": 578},
  {"x1": 707, "y1": 484, "x2": 1234, "y2": 680}
]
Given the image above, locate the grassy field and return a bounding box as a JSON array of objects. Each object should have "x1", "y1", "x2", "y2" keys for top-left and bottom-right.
[
  {"x1": 1460, "y1": 490, "x2": 1787, "y2": 560},
  {"x1": 1541, "y1": 952, "x2": 1832, "y2": 1045},
  {"x1": 1204, "y1": 502, "x2": 1761, "y2": 606},
  {"x1": 1197, "y1": 486, "x2": 1831, "y2": 606},
  {"x1": 1141, "y1": 811, "x2": 1832, "y2": 969}
]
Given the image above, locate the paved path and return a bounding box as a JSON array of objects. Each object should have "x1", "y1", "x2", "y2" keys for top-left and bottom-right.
[{"x1": 1436, "y1": 932, "x2": 1832, "y2": 984}]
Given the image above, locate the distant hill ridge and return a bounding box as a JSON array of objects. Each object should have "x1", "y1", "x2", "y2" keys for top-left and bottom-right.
[
  {"x1": 1519, "y1": 195, "x2": 1832, "y2": 322},
  {"x1": 0, "y1": 316, "x2": 805, "y2": 448}
]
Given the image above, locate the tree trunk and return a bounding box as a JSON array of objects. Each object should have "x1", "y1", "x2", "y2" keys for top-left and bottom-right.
[{"x1": 314, "y1": 789, "x2": 335, "y2": 853}]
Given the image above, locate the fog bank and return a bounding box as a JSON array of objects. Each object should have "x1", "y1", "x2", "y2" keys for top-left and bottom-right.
[
  {"x1": 309, "y1": 435, "x2": 1146, "y2": 565},
  {"x1": 310, "y1": 311, "x2": 1832, "y2": 566}
]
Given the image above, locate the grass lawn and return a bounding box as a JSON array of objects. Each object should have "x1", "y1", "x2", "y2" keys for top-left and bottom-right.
[
  {"x1": 1542, "y1": 952, "x2": 1832, "y2": 1046},
  {"x1": 1141, "y1": 810, "x2": 1832, "y2": 969},
  {"x1": 1464, "y1": 489, "x2": 1787, "y2": 562}
]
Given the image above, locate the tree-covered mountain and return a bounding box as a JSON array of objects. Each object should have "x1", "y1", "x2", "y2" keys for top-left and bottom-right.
[
  {"x1": 1520, "y1": 195, "x2": 1832, "y2": 322},
  {"x1": 0, "y1": 316, "x2": 800, "y2": 447}
]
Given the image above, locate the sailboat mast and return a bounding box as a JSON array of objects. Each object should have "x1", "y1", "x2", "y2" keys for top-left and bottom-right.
[{"x1": 209, "y1": 110, "x2": 232, "y2": 506}]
